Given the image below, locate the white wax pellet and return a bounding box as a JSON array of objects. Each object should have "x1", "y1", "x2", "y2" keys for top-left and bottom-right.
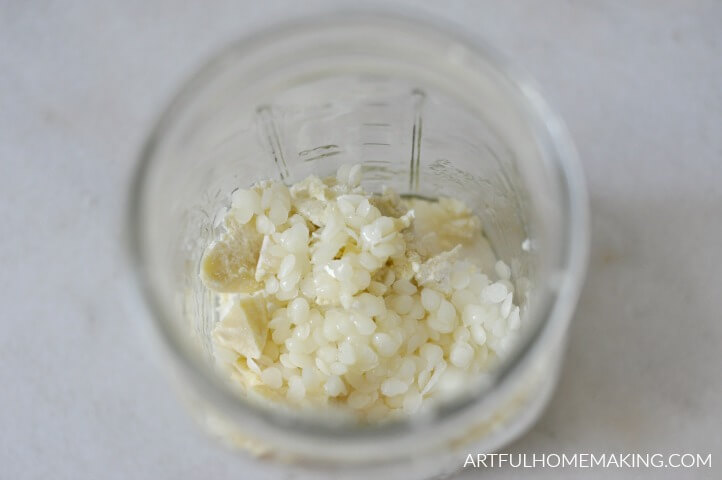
[
  {"x1": 352, "y1": 314, "x2": 377, "y2": 335},
  {"x1": 338, "y1": 341, "x2": 357, "y2": 365},
  {"x1": 500, "y1": 293, "x2": 513, "y2": 319},
  {"x1": 336, "y1": 164, "x2": 352, "y2": 184},
  {"x1": 348, "y1": 164, "x2": 362, "y2": 187},
  {"x1": 287, "y1": 376, "x2": 306, "y2": 400},
  {"x1": 391, "y1": 294, "x2": 414, "y2": 315},
  {"x1": 288, "y1": 297, "x2": 309, "y2": 324},
  {"x1": 420, "y1": 343, "x2": 443, "y2": 366},
  {"x1": 420, "y1": 288, "x2": 442, "y2": 311},
  {"x1": 278, "y1": 254, "x2": 296, "y2": 279},
  {"x1": 437, "y1": 299, "x2": 456, "y2": 324},
  {"x1": 372, "y1": 332, "x2": 398, "y2": 357},
  {"x1": 393, "y1": 279, "x2": 417, "y2": 295},
  {"x1": 451, "y1": 270, "x2": 470, "y2": 290},
  {"x1": 268, "y1": 200, "x2": 290, "y2": 225},
  {"x1": 482, "y1": 282, "x2": 508, "y2": 304},
  {"x1": 324, "y1": 376, "x2": 346, "y2": 397},
  {"x1": 330, "y1": 362, "x2": 349, "y2": 376},
  {"x1": 348, "y1": 391, "x2": 372, "y2": 409},
  {"x1": 450, "y1": 342, "x2": 474, "y2": 368},
  {"x1": 462, "y1": 304, "x2": 487, "y2": 326},
  {"x1": 402, "y1": 389, "x2": 422, "y2": 414},
  {"x1": 494, "y1": 260, "x2": 512, "y2": 280},
  {"x1": 231, "y1": 188, "x2": 261, "y2": 222},
  {"x1": 381, "y1": 378, "x2": 409, "y2": 397},
  {"x1": 260, "y1": 367, "x2": 283, "y2": 389},
  {"x1": 471, "y1": 324, "x2": 487, "y2": 346}
]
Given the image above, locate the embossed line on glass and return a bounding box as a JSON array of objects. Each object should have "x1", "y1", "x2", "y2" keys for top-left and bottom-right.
[
  {"x1": 409, "y1": 89, "x2": 426, "y2": 192},
  {"x1": 361, "y1": 102, "x2": 391, "y2": 149},
  {"x1": 256, "y1": 105, "x2": 289, "y2": 180},
  {"x1": 299, "y1": 144, "x2": 342, "y2": 163}
]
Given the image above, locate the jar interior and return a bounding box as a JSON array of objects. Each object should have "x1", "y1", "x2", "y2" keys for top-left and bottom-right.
[{"x1": 135, "y1": 20, "x2": 568, "y2": 439}]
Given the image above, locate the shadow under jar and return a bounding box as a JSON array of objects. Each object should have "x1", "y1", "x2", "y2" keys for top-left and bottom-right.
[{"x1": 129, "y1": 14, "x2": 588, "y2": 480}]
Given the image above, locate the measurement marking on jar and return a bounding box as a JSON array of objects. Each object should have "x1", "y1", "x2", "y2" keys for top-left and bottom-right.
[
  {"x1": 299, "y1": 144, "x2": 343, "y2": 163},
  {"x1": 301, "y1": 151, "x2": 342, "y2": 162},
  {"x1": 299, "y1": 144, "x2": 340, "y2": 156},
  {"x1": 256, "y1": 105, "x2": 289, "y2": 180},
  {"x1": 409, "y1": 89, "x2": 426, "y2": 192}
]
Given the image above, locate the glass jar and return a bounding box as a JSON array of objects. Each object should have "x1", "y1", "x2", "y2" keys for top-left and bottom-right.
[{"x1": 128, "y1": 13, "x2": 588, "y2": 479}]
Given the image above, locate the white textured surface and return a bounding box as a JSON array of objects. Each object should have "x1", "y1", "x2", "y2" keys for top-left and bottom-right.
[{"x1": 1, "y1": 1, "x2": 721, "y2": 479}]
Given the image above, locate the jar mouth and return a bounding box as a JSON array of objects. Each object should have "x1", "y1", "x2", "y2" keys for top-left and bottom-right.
[{"x1": 127, "y1": 11, "x2": 589, "y2": 460}]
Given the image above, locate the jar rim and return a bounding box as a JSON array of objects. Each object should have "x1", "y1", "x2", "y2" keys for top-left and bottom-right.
[{"x1": 127, "y1": 11, "x2": 589, "y2": 461}]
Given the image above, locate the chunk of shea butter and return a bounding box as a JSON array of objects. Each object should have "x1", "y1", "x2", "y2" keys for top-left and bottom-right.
[
  {"x1": 212, "y1": 293, "x2": 268, "y2": 359},
  {"x1": 200, "y1": 219, "x2": 263, "y2": 293}
]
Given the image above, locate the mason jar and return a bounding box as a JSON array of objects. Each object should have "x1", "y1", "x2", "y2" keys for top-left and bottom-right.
[{"x1": 128, "y1": 13, "x2": 588, "y2": 479}]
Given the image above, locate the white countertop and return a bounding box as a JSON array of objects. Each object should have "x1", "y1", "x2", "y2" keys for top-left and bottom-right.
[{"x1": 2, "y1": 1, "x2": 720, "y2": 479}]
